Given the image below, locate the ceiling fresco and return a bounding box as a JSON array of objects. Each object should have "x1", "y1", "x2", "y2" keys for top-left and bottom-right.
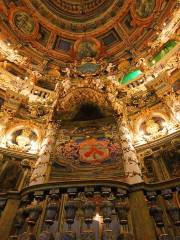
[
  {"x1": 41, "y1": 0, "x2": 116, "y2": 21},
  {"x1": 0, "y1": 0, "x2": 176, "y2": 64}
]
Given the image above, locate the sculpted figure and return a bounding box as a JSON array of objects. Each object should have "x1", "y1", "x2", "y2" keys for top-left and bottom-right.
[
  {"x1": 106, "y1": 62, "x2": 115, "y2": 74},
  {"x1": 62, "y1": 67, "x2": 71, "y2": 78}
]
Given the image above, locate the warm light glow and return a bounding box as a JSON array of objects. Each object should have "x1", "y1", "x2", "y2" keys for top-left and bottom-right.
[
  {"x1": 16, "y1": 135, "x2": 30, "y2": 148},
  {"x1": 161, "y1": 121, "x2": 167, "y2": 128},
  {"x1": 93, "y1": 213, "x2": 101, "y2": 222},
  {"x1": 6, "y1": 135, "x2": 13, "y2": 144},
  {"x1": 139, "y1": 130, "x2": 144, "y2": 136},
  {"x1": 157, "y1": 8, "x2": 180, "y2": 44},
  {"x1": 176, "y1": 112, "x2": 180, "y2": 122},
  {"x1": 0, "y1": 125, "x2": 4, "y2": 131},
  {"x1": 30, "y1": 140, "x2": 38, "y2": 152}
]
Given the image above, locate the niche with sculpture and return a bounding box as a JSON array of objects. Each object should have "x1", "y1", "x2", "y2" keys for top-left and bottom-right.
[
  {"x1": 143, "y1": 155, "x2": 158, "y2": 183},
  {"x1": 6, "y1": 127, "x2": 38, "y2": 153},
  {"x1": 142, "y1": 138, "x2": 180, "y2": 182},
  {"x1": 138, "y1": 116, "x2": 168, "y2": 142}
]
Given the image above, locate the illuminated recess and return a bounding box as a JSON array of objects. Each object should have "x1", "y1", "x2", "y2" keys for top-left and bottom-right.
[
  {"x1": 120, "y1": 69, "x2": 142, "y2": 84},
  {"x1": 149, "y1": 40, "x2": 177, "y2": 66}
]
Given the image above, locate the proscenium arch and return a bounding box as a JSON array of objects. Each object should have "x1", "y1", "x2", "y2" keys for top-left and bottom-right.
[{"x1": 57, "y1": 87, "x2": 114, "y2": 120}]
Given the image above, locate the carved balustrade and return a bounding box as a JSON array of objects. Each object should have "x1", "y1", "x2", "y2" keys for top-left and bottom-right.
[{"x1": 0, "y1": 183, "x2": 178, "y2": 240}]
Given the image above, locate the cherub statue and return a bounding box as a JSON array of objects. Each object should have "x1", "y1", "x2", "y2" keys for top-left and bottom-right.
[
  {"x1": 62, "y1": 67, "x2": 71, "y2": 78},
  {"x1": 106, "y1": 62, "x2": 115, "y2": 74},
  {"x1": 62, "y1": 78, "x2": 71, "y2": 94}
]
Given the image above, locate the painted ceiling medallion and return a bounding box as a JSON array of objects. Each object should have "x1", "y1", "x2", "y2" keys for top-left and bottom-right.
[
  {"x1": 29, "y1": 0, "x2": 125, "y2": 33},
  {"x1": 74, "y1": 38, "x2": 101, "y2": 60},
  {"x1": 14, "y1": 12, "x2": 35, "y2": 34},
  {"x1": 8, "y1": 7, "x2": 39, "y2": 39},
  {"x1": 42, "y1": 0, "x2": 117, "y2": 21},
  {"x1": 73, "y1": 38, "x2": 103, "y2": 76},
  {"x1": 136, "y1": 0, "x2": 156, "y2": 18}
]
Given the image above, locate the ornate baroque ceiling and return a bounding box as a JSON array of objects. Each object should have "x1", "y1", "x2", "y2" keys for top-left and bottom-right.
[{"x1": 0, "y1": 0, "x2": 177, "y2": 64}]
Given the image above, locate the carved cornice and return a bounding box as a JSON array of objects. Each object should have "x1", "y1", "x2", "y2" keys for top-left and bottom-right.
[
  {"x1": 19, "y1": 177, "x2": 180, "y2": 197},
  {"x1": 135, "y1": 130, "x2": 180, "y2": 152},
  {"x1": 0, "y1": 147, "x2": 37, "y2": 160}
]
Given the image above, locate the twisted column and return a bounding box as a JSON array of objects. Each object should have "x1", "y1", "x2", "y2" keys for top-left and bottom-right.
[
  {"x1": 116, "y1": 114, "x2": 143, "y2": 184},
  {"x1": 29, "y1": 122, "x2": 57, "y2": 186},
  {"x1": 107, "y1": 92, "x2": 143, "y2": 184},
  {"x1": 29, "y1": 83, "x2": 61, "y2": 186}
]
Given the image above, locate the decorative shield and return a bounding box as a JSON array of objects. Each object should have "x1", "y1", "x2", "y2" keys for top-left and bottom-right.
[{"x1": 79, "y1": 138, "x2": 109, "y2": 164}]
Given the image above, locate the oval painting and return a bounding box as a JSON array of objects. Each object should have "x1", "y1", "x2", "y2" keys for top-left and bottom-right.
[
  {"x1": 74, "y1": 38, "x2": 101, "y2": 60},
  {"x1": 14, "y1": 11, "x2": 35, "y2": 34},
  {"x1": 136, "y1": 0, "x2": 155, "y2": 18}
]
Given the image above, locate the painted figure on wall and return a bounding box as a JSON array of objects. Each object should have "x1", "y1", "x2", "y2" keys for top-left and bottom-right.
[
  {"x1": 75, "y1": 39, "x2": 100, "y2": 60},
  {"x1": 77, "y1": 41, "x2": 97, "y2": 59}
]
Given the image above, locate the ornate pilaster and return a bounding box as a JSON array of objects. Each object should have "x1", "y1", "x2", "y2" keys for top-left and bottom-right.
[
  {"x1": 116, "y1": 113, "x2": 143, "y2": 184},
  {"x1": 29, "y1": 81, "x2": 61, "y2": 186},
  {"x1": 29, "y1": 121, "x2": 57, "y2": 186},
  {"x1": 107, "y1": 92, "x2": 143, "y2": 184}
]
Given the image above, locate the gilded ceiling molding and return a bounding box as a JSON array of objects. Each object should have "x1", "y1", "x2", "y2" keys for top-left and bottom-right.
[
  {"x1": 23, "y1": 0, "x2": 131, "y2": 37},
  {"x1": 130, "y1": 0, "x2": 162, "y2": 26},
  {"x1": 0, "y1": 0, "x2": 176, "y2": 64}
]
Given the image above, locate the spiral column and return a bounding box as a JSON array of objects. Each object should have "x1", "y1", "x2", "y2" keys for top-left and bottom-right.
[
  {"x1": 116, "y1": 114, "x2": 143, "y2": 184},
  {"x1": 29, "y1": 122, "x2": 57, "y2": 186}
]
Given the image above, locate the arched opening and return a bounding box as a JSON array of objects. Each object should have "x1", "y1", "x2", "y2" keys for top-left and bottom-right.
[{"x1": 73, "y1": 103, "x2": 104, "y2": 121}]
